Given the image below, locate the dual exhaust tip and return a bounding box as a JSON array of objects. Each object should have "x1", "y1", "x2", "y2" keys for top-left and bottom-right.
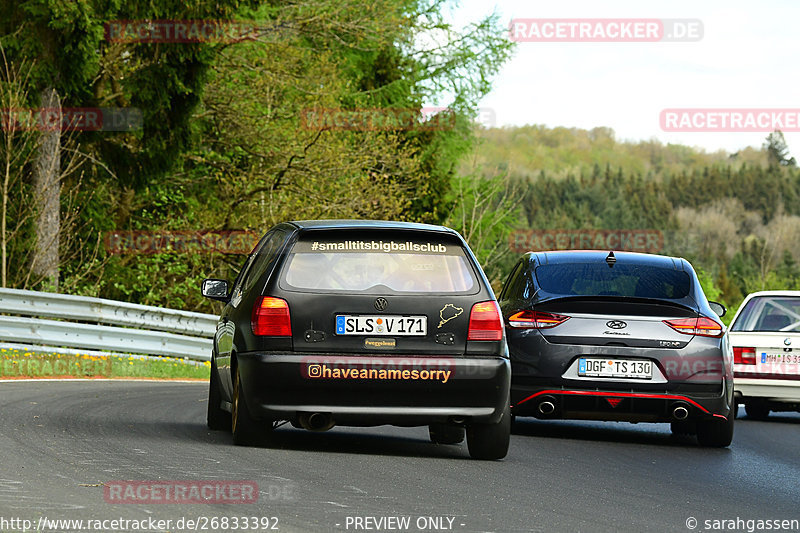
[{"x1": 535, "y1": 396, "x2": 691, "y2": 420}]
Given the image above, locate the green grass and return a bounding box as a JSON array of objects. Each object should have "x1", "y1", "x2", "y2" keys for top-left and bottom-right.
[
  {"x1": 111, "y1": 354, "x2": 210, "y2": 379},
  {"x1": 0, "y1": 348, "x2": 210, "y2": 380}
]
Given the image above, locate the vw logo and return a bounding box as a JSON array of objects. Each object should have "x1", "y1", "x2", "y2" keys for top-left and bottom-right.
[
  {"x1": 374, "y1": 297, "x2": 388, "y2": 311},
  {"x1": 606, "y1": 320, "x2": 627, "y2": 330},
  {"x1": 785, "y1": 338, "x2": 792, "y2": 346}
]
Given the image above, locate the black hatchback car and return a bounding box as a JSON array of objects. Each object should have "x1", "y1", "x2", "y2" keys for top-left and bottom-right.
[
  {"x1": 202, "y1": 220, "x2": 511, "y2": 459},
  {"x1": 498, "y1": 250, "x2": 734, "y2": 447}
]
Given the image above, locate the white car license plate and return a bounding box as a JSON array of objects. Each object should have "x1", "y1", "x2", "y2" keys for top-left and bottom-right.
[
  {"x1": 335, "y1": 315, "x2": 427, "y2": 336},
  {"x1": 578, "y1": 358, "x2": 653, "y2": 379},
  {"x1": 760, "y1": 352, "x2": 800, "y2": 364}
]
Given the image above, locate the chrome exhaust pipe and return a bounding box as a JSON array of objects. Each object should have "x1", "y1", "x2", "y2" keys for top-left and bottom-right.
[
  {"x1": 538, "y1": 400, "x2": 556, "y2": 415},
  {"x1": 672, "y1": 405, "x2": 689, "y2": 421},
  {"x1": 299, "y1": 412, "x2": 335, "y2": 432}
]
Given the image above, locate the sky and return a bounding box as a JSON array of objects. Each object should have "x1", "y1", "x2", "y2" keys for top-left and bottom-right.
[{"x1": 446, "y1": 0, "x2": 800, "y2": 158}]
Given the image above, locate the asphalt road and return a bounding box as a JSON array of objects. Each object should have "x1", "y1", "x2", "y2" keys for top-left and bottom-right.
[{"x1": 0, "y1": 380, "x2": 798, "y2": 533}]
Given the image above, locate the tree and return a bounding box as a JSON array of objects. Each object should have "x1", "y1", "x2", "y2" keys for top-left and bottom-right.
[
  {"x1": 445, "y1": 169, "x2": 523, "y2": 288},
  {"x1": 0, "y1": 50, "x2": 38, "y2": 287},
  {"x1": 764, "y1": 130, "x2": 796, "y2": 167},
  {"x1": 46, "y1": 0, "x2": 515, "y2": 309},
  {"x1": 188, "y1": 0, "x2": 513, "y2": 226},
  {"x1": 31, "y1": 86, "x2": 60, "y2": 288},
  {"x1": 0, "y1": 0, "x2": 255, "y2": 290}
]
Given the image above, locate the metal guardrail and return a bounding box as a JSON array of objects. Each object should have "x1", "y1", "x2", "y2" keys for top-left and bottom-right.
[
  {"x1": 0, "y1": 288, "x2": 217, "y2": 362},
  {"x1": 0, "y1": 288, "x2": 217, "y2": 335}
]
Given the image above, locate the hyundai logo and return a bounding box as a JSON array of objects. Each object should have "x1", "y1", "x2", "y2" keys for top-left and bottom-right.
[
  {"x1": 606, "y1": 320, "x2": 627, "y2": 329},
  {"x1": 374, "y1": 297, "x2": 388, "y2": 311}
]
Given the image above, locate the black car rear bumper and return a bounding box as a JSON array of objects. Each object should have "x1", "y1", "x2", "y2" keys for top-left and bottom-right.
[
  {"x1": 511, "y1": 379, "x2": 733, "y2": 422},
  {"x1": 236, "y1": 352, "x2": 511, "y2": 426},
  {"x1": 506, "y1": 329, "x2": 734, "y2": 421}
]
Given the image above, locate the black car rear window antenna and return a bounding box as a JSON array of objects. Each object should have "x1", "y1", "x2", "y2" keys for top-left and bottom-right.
[{"x1": 606, "y1": 251, "x2": 616, "y2": 268}]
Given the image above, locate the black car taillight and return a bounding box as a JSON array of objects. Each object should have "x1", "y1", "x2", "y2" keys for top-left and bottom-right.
[
  {"x1": 467, "y1": 301, "x2": 503, "y2": 341},
  {"x1": 733, "y1": 347, "x2": 756, "y2": 365},
  {"x1": 508, "y1": 310, "x2": 570, "y2": 329},
  {"x1": 251, "y1": 296, "x2": 292, "y2": 336},
  {"x1": 663, "y1": 316, "x2": 723, "y2": 337}
]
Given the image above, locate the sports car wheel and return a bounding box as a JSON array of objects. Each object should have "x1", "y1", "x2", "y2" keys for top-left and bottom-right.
[
  {"x1": 207, "y1": 361, "x2": 231, "y2": 431},
  {"x1": 466, "y1": 402, "x2": 511, "y2": 460},
  {"x1": 232, "y1": 368, "x2": 272, "y2": 446}
]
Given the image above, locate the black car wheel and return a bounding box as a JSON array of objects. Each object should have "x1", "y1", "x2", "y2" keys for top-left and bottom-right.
[
  {"x1": 232, "y1": 368, "x2": 272, "y2": 446},
  {"x1": 429, "y1": 424, "x2": 465, "y2": 445},
  {"x1": 744, "y1": 400, "x2": 770, "y2": 420},
  {"x1": 466, "y1": 402, "x2": 510, "y2": 460},
  {"x1": 696, "y1": 414, "x2": 734, "y2": 447},
  {"x1": 207, "y1": 360, "x2": 231, "y2": 431}
]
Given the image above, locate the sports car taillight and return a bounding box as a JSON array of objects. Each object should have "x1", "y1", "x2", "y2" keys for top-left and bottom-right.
[
  {"x1": 663, "y1": 316, "x2": 723, "y2": 337},
  {"x1": 467, "y1": 301, "x2": 503, "y2": 341},
  {"x1": 508, "y1": 310, "x2": 570, "y2": 329},
  {"x1": 733, "y1": 347, "x2": 756, "y2": 365},
  {"x1": 251, "y1": 296, "x2": 292, "y2": 336}
]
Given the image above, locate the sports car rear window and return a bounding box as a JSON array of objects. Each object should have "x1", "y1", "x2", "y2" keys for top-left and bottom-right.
[
  {"x1": 281, "y1": 237, "x2": 477, "y2": 293},
  {"x1": 534, "y1": 263, "x2": 691, "y2": 300},
  {"x1": 730, "y1": 296, "x2": 800, "y2": 332}
]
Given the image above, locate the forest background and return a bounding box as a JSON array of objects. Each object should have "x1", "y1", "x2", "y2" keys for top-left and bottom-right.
[{"x1": 2, "y1": 0, "x2": 797, "y2": 325}]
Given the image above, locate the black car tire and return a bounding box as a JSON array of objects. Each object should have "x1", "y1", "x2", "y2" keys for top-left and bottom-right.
[
  {"x1": 207, "y1": 361, "x2": 231, "y2": 431},
  {"x1": 466, "y1": 402, "x2": 511, "y2": 460},
  {"x1": 696, "y1": 414, "x2": 734, "y2": 447},
  {"x1": 429, "y1": 424, "x2": 465, "y2": 445},
  {"x1": 670, "y1": 420, "x2": 696, "y2": 436},
  {"x1": 744, "y1": 400, "x2": 770, "y2": 420},
  {"x1": 232, "y1": 368, "x2": 272, "y2": 446}
]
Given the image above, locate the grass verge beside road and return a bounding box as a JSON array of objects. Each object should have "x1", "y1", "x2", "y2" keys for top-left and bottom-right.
[{"x1": 0, "y1": 348, "x2": 209, "y2": 380}]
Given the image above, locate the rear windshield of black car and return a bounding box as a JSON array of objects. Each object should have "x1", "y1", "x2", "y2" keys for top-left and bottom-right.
[
  {"x1": 534, "y1": 263, "x2": 691, "y2": 300},
  {"x1": 281, "y1": 235, "x2": 478, "y2": 294}
]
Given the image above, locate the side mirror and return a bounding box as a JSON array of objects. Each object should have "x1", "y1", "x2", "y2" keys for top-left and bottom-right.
[
  {"x1": 709, "y1": 301, "x2": 727, "y2": 318},
  {"x1": 202, "y1": 278, "x2": 230, "y2": 303}
]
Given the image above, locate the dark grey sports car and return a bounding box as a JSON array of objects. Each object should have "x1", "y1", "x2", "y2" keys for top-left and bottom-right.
[
  {"x1": 202, "y1": 220, "x2": 511, "y2": 459},
  {"x1": 498, "y1": 250, "x2": 734, "y2": 447}
]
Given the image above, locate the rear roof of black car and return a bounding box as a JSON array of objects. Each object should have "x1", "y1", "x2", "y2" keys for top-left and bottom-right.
[
  {"x1": 287, "y1": 220, "x2": 459, "y2": 236},
  {"x1": 525, "y1": 250, "x2": 686, "y2": 270}
]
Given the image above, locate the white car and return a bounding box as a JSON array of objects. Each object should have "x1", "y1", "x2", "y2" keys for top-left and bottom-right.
[{"x1": 729, "y1": 291, "x2": 800, "y2": 419}]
